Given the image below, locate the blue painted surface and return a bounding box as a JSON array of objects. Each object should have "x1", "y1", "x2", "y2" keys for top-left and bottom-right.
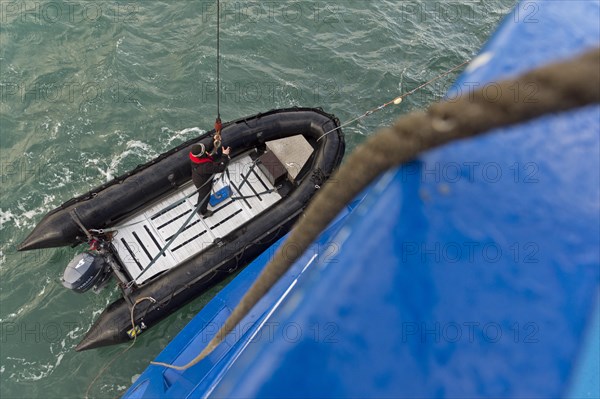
[
  {"x1": 124, "y1": 201, "x2": 361, "y2": 399},
  {"x1": 124, "y1": 1, "x2": 600, "y2": 397},
  {"x1": 209, "y1": 186, "x2": 232, "y2": 206},
  {"x1": 567, "y1": 299, "x2": 600, "y2": 399}
]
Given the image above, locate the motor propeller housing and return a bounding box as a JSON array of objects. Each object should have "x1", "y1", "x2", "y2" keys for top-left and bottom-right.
[{"x1": 62, "y1": 252, "x2": 112, "y2": 293}]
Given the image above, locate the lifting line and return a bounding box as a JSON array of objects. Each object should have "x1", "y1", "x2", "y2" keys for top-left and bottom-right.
[{"x1": 214, "y1": 0, "x2": 223, "y2": 149}]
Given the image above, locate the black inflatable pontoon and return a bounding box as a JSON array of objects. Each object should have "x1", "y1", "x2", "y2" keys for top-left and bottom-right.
[{"x1": 18, "y1": 108, "x2": 344, "y2": 351}]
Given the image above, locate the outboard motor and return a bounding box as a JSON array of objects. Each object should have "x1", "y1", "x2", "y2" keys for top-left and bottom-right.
[{"x1": 62, "y1": 251, "x2": 112, "y2": 293}]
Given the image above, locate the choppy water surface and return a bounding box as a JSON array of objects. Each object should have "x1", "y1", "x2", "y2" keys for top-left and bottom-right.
[{"x1": 0, "y1": 1, "x2": 516, "y2": 397}]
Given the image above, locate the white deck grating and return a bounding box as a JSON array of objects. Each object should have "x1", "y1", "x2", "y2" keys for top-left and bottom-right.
[{"x1": 111, "y1": 155, "x2": 282, "y2": 284}]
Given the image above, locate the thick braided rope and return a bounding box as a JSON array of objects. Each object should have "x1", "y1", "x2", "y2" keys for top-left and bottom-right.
[{"x1": 152, "y1": 48, "x2": 600, "y2": 370}]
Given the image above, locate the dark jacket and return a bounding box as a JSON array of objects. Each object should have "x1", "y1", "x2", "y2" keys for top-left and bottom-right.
[{"x1": 189, "y1": 152, "x2": 230, "y2": 198}]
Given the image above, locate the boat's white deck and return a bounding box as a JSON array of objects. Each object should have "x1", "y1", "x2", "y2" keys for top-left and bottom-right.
[{"x1": 112, "y1": 154, "x2": 282, "y2": 284}]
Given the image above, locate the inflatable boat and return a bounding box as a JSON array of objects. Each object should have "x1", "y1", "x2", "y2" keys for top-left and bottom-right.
[{"x1": 17, "y1": 107, "x2": 345, "y2": 351}]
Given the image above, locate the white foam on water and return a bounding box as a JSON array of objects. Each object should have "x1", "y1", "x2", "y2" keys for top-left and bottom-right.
[
  {"x1": 53, "y1": 122, "x2": 62, "y2": 138},
  {"x1": 36, "y1": 277, "x2": 51, "y2": 297},
  {"x1": 0, "y1": 208, "x2": 16, "y2": 231},
  {"x1": 5, "y1": 345, "x2": 69, "y2": 382},
  {"x1": 66, "y1": 325, "x2": 82, "y2": 340},
  {"x1": 161, "y1": 126, "x2": 205, "y2": 146},
  {"x1": 10, "y1": 194, "x2": 58, "y2": 230},
  {"x1": 105, "y1": 140, "x2": 158, "y2": 181},
  {"x1": 91, "y1": 308, "x2": 103, "y2": 318},
  {"x1": 42, "y1": 194, "x2": 56, "y2": 206},
  {"x1": 12, "y1": 362, "x2": 51, "y2": 382},
  {"x1": 42, "y1": 168, "x2": 74, "y2": 189},
  {"x1": 100, "y1": 383, "x2": 128, "y2": 395},
  {"x1": 0, "y1": 312, "x2": 20, "y2": 322},
  {"x1": 54, "y1": 353, "x2": 64, "y2": 368},
  {"x1": 81, "y1": 128, "x2": 202, "y2": 183},
  {"x1": 6, "y1": 357, "x2": 51, "y2": 382}
]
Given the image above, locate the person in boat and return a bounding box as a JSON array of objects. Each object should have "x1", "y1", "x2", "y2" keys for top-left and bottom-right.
[{"x1": 189, "y1": 141, "x2": 231, "y2": 218}]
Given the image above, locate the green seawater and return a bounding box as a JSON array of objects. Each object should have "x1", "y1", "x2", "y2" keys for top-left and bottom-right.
[{"x1": 0, "y1": 1, "x2": 516, "y2": 397}]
